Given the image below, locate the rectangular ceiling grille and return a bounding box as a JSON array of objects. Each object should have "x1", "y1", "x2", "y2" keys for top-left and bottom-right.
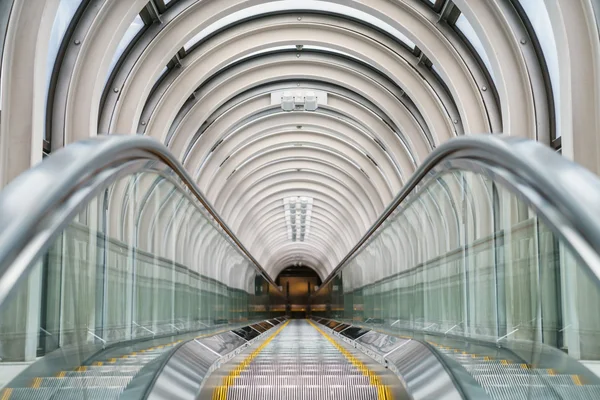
[{"x1": 284, "y1": 196, "x2": 313, "y2": 242}]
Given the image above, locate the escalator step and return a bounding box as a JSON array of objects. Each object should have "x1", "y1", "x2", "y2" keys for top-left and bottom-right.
[
  {"x1": 35, "y1": 376, "x2": 132, "y2": 388},
  {"x1": 3, "y1": 388, "x2": 123, "y2": 400},
  {"x1": 463, "y1": 364, "x2": 544, "y2": 373},
  {"x1": 209, "y1": 320, "x2": 397, "y2": 400},
  {"x1": 237, "y1": 368, "x2": 364, "y2": 375},
  {"x1": 482, "y1": 384, "x2": 562, "y2": 400},
  {"x1": 231, "y1": 375, "x2": 373, "y2": 386},
  {"x1": 475, "y1": 374, "x2": 586, "y2": 386},
  {"x1": 61, "y1": 369, "x2": 140, "y2": 377},
  {"x1": 553, "y1": 385, "x2": 600, "y2": 398},
  {"x1": 66, "y1": 365, "x2": 141, "y2": 372},
  {"x1": 224, "y1": 385, "x2": 382, "y2": 400},
  {"x1": 111, "y1": 356, "x2": 160, "y2": 361},
  {"x1": 109, "y1": 359, "x2": 152, "y2": 365}
]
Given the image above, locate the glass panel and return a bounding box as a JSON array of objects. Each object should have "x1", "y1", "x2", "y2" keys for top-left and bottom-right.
[
  {"x1": 105, "y1": 14, "x2": 145, "y2": 83},
  {"x1": 45, "y1": 0, "x2": 85, "y2": 139},
  {"x1": 518, "y1": 0, "x2": 561, "y2": 137},
  {"x1": 182, "y1": 0, "x2": 415, "y2": 53},
  {"x1": 157, "y1": 65, "x2": 168, "y2": 81},
  {"x1": 455, "y1": 13, "x2": 496, "y2": 84}
]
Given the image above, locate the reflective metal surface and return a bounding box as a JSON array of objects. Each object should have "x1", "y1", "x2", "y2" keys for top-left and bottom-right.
[
  {"x1": 144, "y1": 339, "x2": 220, "y2": 400},
  {"x1": 385, "y1": 339, "x2": 472, "y2": 400},
  {"x1": 133, "y1": 320, "x2": 278, "y2": 400},
  {"x1": 202, "y1": 319, "x2": 406, "y2": 400},
  {"x1": 356, "y1": 331, "x2": 408, "y2": 357},
  {"x1": 196, "y1": 332, "x2": 248, "y2": 357},
  {"x1": 311, "y1": 318, "x2": 487, "y2": 400}
]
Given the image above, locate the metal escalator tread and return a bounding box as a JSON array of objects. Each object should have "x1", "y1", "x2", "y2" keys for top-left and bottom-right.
[
  {"x1": 430, "y1": 342, "x2": 600, "y2": 400},
  {"x1": 225, "y1": 386, "x2": 384, "y2": 400},
  {"x1": 2, "y1": 388, "x2": 124, "y2": 400},
  {"x1": 212, "y1": 319, "x2": 393, "y2": 400},
  {"x1": 33, "y1": 376, "x2": 133, "y2": 389},
  {"x1": 60, "y1": 369, "x2": 140, "y2": 377},
  {"x1": 0, "y1": 339, "x2": 180, "y2": 400}
]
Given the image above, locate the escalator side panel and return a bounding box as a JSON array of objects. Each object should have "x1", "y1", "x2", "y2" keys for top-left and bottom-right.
[
  {"x1": 195, "y1": 331, "x2": 247, "y2": 356},
  {"x1": 142, "y1": 340, "x2": 220, "y2": 400},
  {"x1": 384, "y1": 339, "x2": 478, "y2": 400}
]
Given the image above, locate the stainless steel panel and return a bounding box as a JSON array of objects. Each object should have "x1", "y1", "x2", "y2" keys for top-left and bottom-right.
[
  {"x1": 196, "y1": 331, "x2": 247, "y2": 357},
  {"x1": 385, "y1": 340, "x2": 467, "y2": 400},
  {"x1": 146, "y1": 340, "x2": 220, "y2": 400},
  {"x1": 356, "y1": 331, "x2": 408, "y2": 356}
]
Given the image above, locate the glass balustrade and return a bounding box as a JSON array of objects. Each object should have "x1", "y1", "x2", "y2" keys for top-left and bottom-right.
[
  {"x1": 312, "y1": 168, "x2": 600, "y2": 393},
  {"x1": 0, "y1": 166, "x2": 284, "y2": 383}
]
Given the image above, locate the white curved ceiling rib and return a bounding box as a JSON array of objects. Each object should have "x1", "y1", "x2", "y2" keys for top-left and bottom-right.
[{"x1": 35, "y1": 0, "x2": 569, "y2": 281}]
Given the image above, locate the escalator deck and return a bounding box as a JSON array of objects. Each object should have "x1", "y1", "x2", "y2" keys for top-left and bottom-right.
[{"x1": 210, "y1": 319, "x2": 399, "y2": 400}]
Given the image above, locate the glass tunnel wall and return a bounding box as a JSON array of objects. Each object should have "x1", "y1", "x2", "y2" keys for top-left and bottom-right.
[
  {"x1": 0, "y1": 167, "x2": 285, "y2": 363},
  {"x1": 311, "y1": 169, "x2": 600, "y2": 363}
]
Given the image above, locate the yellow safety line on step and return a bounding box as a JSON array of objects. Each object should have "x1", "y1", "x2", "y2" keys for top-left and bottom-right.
[
  {"x1": 31, "y1": 377, "x2": 42, "y2": 388},
  {"x1": 212, "y1": 320, "x2": 290, "y2": 400},
  {"x1": 308, "y1": 320, "x2": 393, "y2": 400},
  {"x1": 1, "y1": 388, "x2": 12, "y2": 400},
  {"x1": 572, "y1": 375, "x2": 583, "y2": 386}
]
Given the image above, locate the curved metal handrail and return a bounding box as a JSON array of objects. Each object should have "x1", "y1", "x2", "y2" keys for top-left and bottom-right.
[
  {"x1": 0, "y1": 135, "x2": 279, "y2": 308},
  {"x1": 316, "y1": 134, "x2": 600, "y2": 290},
  {"x1": 2, "y1": 134, "x2": 600, "y2": 307}
]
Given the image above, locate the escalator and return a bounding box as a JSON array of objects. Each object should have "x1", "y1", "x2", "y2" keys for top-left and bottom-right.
[
  {"x1": 3, "y1": 340, "x2": 181, "y2": 399},
  {"x1": 430, "y1": 342, "x2": 600, "y2": 399},
  {"x1": 310, "y1": 135, "x2": 600, "y2": 399},
  {"x1": 1, "y1": 134, "x2": 600, "y2": 399},
  {"x1": 202, "y1": 319, "x2": 402, "y2": 399}
]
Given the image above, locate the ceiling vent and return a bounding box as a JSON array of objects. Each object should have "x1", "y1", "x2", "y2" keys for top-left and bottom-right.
[{"x1": 272, "y1": 90, "x2": 327, "y2": 112}]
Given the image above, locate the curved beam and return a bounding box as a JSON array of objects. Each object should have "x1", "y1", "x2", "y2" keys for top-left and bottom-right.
[
  {"x1": 184, "y1": 87, "x2": 418, "y2": 184},
  {"x1": 113, "y1": 20, "x2": 461, "y2": 147}
]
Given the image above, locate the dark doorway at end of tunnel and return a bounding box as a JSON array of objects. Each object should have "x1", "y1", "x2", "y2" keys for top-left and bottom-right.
[{"x1": 276, "y1": 266, "x2": 322, "y2": 319}]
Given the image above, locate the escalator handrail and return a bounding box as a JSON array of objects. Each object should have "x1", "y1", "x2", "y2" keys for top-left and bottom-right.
[
  {"x1": 0, "y1": 135, "x2": 279, "y2": 307},
  {"x1": 316, "y1": 134, "x2": 600, "y2": 291}
]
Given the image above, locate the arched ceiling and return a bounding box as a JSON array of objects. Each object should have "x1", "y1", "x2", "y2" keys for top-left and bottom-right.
[{"x1": 3, "y1": 0, "x2": 600, "y2": 281}]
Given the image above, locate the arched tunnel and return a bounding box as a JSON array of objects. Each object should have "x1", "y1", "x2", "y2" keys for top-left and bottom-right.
[{"x1": 0, "y1": 0, "x2": 600, "y2": 399}]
